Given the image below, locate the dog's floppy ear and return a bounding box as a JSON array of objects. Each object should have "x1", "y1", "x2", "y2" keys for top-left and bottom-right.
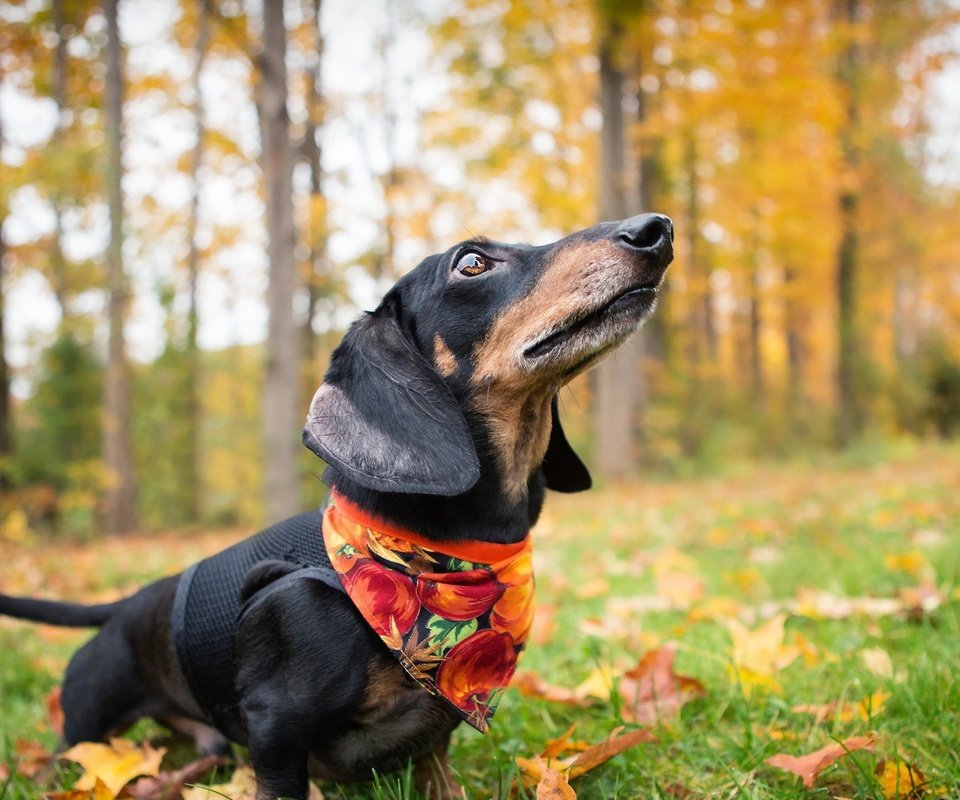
[
  {"x1": 541, "y1": 396, "x2": 592, "y2": 493},
  {"x1": 303, "y1": 304, "x2": 480, "y2": 496}
]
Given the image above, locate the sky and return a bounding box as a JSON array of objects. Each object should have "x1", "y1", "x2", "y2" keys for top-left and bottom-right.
[{"x1": 2, "y1": 0, "x2": 960, "y2": 398}]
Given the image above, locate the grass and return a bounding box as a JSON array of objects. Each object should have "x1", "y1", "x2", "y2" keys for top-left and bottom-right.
[{"x1": 2, "y1": 439, "x2": 959, "y2": 799}]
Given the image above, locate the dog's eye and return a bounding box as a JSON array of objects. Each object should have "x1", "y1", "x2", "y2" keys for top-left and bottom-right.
[{"x1": 455, "y1": 252, "x2": 488, "y2": 277}]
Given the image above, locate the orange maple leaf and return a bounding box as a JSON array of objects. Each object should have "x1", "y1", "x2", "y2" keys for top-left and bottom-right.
[
  {"x1": 618, "y1": 643, "x2": 706, "y2": 725},
  {"x1": 765, "y1": 734, "x2": 876, "y2": 788}
]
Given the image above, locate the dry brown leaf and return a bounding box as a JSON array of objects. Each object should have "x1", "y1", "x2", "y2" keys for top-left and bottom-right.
[
  {"x1": 536, "y1": 767, "x2": 577, "y2": 800},
  {"x1": 541, "y1": 725, "x2": 591, "y2": 759},
  {"x1": 47, "y1": 686, "x2": 65, "y2": 736},
  {"x1": 618, "y1": 644, "x2": 706, "y2": 725},
  {"x1": 876, "y1": 760, "x2": 926, "y2": 799},
  {"x1": 125, "y1": 755, "x2": 227, "y2": 800},
  {"x1": 512, "y1": 672, "x2": 592, "y2": 707},
  {"x1": 44, "y1": 778, "x2": 113, "y2": 800},
  {"x1": 7, "y1": 739, "x2": 54, "y2": 779},
  {"x1": 792, "y1": 690, "x2": 890, "y2": 724},
  {"x1": 567, "y1": 727, "x2": 657, "y2": 779},
  {"x1": 60, "y1": 739, "x2": 166, "y2": 798},
  {"x1": 764, "y1": 734, "x2": 876, "y2": 788}
]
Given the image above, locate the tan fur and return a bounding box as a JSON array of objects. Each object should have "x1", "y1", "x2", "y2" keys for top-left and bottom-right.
[
  {"x1": 433, "y1": 335, "x2": 458, "y2": 377},
  {"x1": 470, "y1": 239, "x2": 633, "y2": 500}
]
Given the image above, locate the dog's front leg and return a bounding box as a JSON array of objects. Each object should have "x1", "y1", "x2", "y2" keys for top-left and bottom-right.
[{"x1": 244, "y1": 711, "x2": 309, "y2": 800}]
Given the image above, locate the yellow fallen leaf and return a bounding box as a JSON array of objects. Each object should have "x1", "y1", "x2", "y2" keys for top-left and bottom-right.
[
  {"x1": 61, "y1": 739, "x2": 166, "y2": 798},
  {"x1": 883, "y1": 551, "x2": 933, "y2": 581},
  {"x1": 726, "y1": 614, "x2": 799, "y2": 696},
  {"x1": 876, "y1": 760, "x2": 925, "y2": 799},
  {"x1": 574, "y1": 664, "x2": 617, "y2": 701}
]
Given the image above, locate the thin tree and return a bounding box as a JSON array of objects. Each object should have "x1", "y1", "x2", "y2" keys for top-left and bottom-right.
[
  {"x1": 835, "y1": 0, "x2": 864, "y2": 445},
  {"x1": 102, "y1": 0, "x2": 137, "y2": 533},
  {"x1": 258, "y1": 0, "x2": 301, "y2": 522},
  {"x1": 301, "y1": 0, "x2": 325, "y2": 369},
  {"x1": 184, "y1": 4, "x2": 210, "y2": 522},
  {"x1": 0, "y1": 98, "x2": 10, "y2": 486},
  {"x1": 593, "y1": 21, "x2": 642, "y2": 479}
]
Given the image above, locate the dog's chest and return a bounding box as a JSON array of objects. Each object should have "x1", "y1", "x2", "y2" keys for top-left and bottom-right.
[{"x1": 310, "y1": 659, "x2": 460, "y2": 782}]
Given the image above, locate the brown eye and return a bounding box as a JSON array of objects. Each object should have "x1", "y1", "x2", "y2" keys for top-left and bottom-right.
[{"x1": 455, "y1": 252, "x2": 488, "y2": 277}]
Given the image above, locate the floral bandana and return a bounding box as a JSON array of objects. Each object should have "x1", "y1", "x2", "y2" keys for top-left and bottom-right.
[{"x1": 322, "y1": 491, "x2": 534, "y2": 732}]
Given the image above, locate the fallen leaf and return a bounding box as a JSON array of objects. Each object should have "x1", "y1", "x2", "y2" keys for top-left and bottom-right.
[
  {"x1": 618, "y1": 644, "x2": 706, "y2": 725},
  {"x1": 541, "y1": 726, "x2": 591, "y2": 759},
  {"x1": 574, "y1": 664, "x2": 617, "y2": 701},
  {"x1": 899, "y1": 584, "x2": 943, "y2": 621},
  {"x1": 883, "y1": 551, "x2": 933, "y2": 581},
  {"x1": 654, "y1": 572, "x2": 704, "y2": 609},
  {"x1": 8, "y1": 739, "x2": 53, "y2": 778},
  {"x1": 125, "y1": 755, "x2": 227, "y2": 800},
  {"x1": 516, "y1": 727, "x2": 656, "y2": 789},
  {"x1": 47, "y1": 686, "x2": 65, "y2": 736},
  {"x1": 876, "y1": 760, "x2": 926, "y2": 799},
  {"x1": 44, "y1": 778, "x2": 114, "y2": 800},
  {"x1": 512, "y1": 672, "x2": 591, "y2": 707},
  {"x1": 727, "y1": 614, "x2": 800, "y2": 695},
  {"x1": 182, "y1": 766, "x2": 256, "y2": 800},
  {"x1": 792, "y1": 690, "x2": 890, "y2": 724},
  {"x1": 60, "y1": 739, "x2": 166, "y2": 797},
  {"x1": 860, "y1": 647, "x2": 894, "y2": 678},
  {"x1": 567, "y1": 727, "x2": 657, "y2": 779},
  {"x1": 575, "y1": 579, "x2": 609, "y2": 599},
  {"x1": 765, "y1": 734, "x2": 876, "y2": 788},
  {"x1": 536, "y1": 767, "x2": 577, "y2": 800}
]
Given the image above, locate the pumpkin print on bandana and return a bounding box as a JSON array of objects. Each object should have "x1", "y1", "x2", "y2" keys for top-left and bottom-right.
[{"x1": 322, "y1": 492, "x2": 534, "y2": 732}]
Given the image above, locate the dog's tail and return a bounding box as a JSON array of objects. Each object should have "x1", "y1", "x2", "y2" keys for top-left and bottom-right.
[{"x1": 0, "y1": 594, "x2": 123, "y2": 627}]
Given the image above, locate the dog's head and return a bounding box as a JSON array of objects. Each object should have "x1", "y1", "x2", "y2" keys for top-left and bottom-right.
[{"x1": 303, "y1": 214, "x2": 673, "y2": 501}]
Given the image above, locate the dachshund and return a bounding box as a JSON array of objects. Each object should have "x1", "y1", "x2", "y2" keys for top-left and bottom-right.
[{"x1": 0, "y1": 213, "x2": 673, "y2": 799}]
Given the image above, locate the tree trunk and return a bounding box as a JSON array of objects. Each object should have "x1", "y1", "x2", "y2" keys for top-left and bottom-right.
[
  {"x1": 50, "y1": 0, "x2": 70, "y2": 319},
  {"x1": 684, "y1": 136, "x2": 714, "y2": 368},
  {"x1": 184, "y1": 4, "x2": 210, "y2": 523},
  {"x1": 593, "y1": 23, "x2": 641, "y2": 479},
  {"x1": 783, "y1": 266, "x2": 805, "y2": 413},
  {"x1": 258, "y1": 0, "x2": 301, "y2": 522},
  {"x1": 103, "y1": 0, "x2": 137, "y2": 533},
  {"x1": 302, "y1": 0, "x2": 325, "y2": 370},
  {"x1": 835, "y1": 0, "x2": 863, "y2": 445},
  {"x1": 0, "y1": 101, "x2": 11, "y2": 486}
]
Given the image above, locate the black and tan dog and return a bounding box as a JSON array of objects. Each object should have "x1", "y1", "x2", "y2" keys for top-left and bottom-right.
[{"x1": 0, "y1": 213, "x2": 673, "y2": 799}]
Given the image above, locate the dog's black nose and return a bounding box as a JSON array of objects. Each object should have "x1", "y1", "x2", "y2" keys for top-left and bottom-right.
[{"x1": 616, "y1": 214, "x2": 674, "y2": 256}]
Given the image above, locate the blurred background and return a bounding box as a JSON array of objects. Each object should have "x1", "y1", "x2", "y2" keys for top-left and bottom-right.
[{"x1": 0, "y1": 0, "x2": 958, "y2": 538}]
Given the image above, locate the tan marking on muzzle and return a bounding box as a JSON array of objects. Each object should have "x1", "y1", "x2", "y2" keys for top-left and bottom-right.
[
  {"x1": 470, "y1": 239, "x2": 629, "y2": 500},
  {"x1": 433, "y1": 335, "x2": 457, "y2": 378}
]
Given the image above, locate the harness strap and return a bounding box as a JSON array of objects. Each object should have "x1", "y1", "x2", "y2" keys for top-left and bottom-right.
[{"x1": 237, "y1": 565, "x2": 345, "y2": 627}]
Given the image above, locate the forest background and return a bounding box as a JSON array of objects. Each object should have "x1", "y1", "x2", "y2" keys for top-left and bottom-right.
[{"x1": 1, "y1": 0, "x2": 959, "y2": 538}]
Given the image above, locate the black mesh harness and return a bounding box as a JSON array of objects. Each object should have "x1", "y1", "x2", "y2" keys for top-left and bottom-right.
[{"x1": 171, "y1": 509, "x2": 343, "y2": 738}]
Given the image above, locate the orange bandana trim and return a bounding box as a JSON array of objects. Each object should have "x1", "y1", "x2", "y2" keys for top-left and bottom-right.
[{"x1": 322, "y1": 491, "x2": 534, "y2": 732}]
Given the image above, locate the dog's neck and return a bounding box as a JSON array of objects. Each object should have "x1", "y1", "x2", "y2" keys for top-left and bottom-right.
[{"x1": 326, "y1": 419, "x2": 547, "y2": 545}]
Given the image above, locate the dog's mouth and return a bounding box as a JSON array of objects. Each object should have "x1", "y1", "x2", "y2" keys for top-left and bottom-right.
[{"x1": 522, "y1": 281, "x2": 660, "y2": 362}]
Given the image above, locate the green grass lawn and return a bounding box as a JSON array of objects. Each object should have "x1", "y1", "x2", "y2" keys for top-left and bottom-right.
[{"x1": 2, "y1": 440, "x2": 959, "y2": 799}]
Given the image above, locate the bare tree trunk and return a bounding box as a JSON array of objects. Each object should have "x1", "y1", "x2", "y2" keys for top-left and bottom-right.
[
  {"x1": 302, "y1": 0, "x2": 325, "y2": 369},
  {"x1": 50, "y1": 0, "x2": 70, "y2": 319},
  {"x1": 103, "y1": 0, "x2": 137, "y2": 533},
  {"x1": 594, "y1": 24, "x2": 640, "y2": 479},
  {"x1": 184, "y1": 4, "x2": 210, "y2": 523},
  {"x1": 783, "y1": 266, "x2": 805, "y2": 412},
  {"x1": 258, "y1": 0, "x2": 301, "y2": 522},
  {"x1": 684, "y1": 136, "x2": 714, "y2": 368},
  {"x1": 0, "y1": 98, "x2": 11, "y2": 486},
  {"x1": 835, "y1": 0, "x2": 863, "y2": 445}
]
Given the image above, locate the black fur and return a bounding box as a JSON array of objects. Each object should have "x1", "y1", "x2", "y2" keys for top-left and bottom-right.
[{"x1": 0, "y1": 214, "x2": 673, "y2": 800}]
